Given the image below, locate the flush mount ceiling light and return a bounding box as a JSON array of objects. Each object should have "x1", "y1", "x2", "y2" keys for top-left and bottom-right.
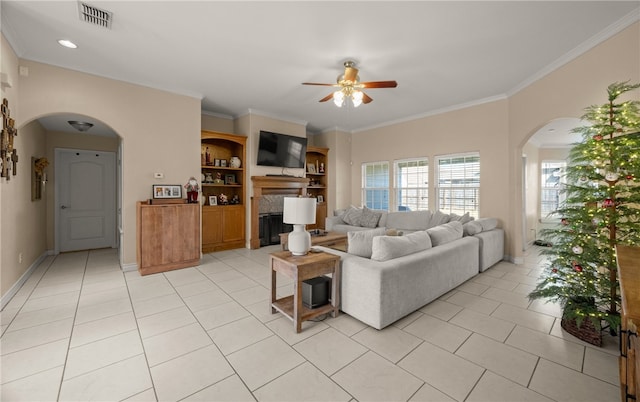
[
  {"x1": 68, "y1": 120, "x2": 94, "y2": 132},
  {"x1": 303, "y1": 61, "x2": 397, "y2": 108},
  {"x1": 58, "y1": 39, "x2": 78, "y2": 49}
]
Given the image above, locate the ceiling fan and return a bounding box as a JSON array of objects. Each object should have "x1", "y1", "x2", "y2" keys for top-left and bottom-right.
[{"x1": 302, "y1": 61, "x2": 397, "y2": 107}]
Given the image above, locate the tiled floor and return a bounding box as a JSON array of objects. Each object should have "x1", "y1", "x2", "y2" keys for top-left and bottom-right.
[{"x1": 1, "y1": 245, "x2": 620, "y2": 401}]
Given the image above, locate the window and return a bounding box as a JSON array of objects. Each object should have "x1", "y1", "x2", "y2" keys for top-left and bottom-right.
[
  {"x1": 394, "y1": 158, "x2": 428, "y2": 211},
  {"x1": 540, "y1": 160, "x2": 566, "y2": 218},
  {"x1": 436, "y1": 153, "x2": 480, "y2": 217},
  {"x1": 362, "y1": 161, "x2": 389, "y2": 210}
]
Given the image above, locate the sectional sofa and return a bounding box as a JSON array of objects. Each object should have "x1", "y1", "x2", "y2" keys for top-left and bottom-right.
[{"x1": 319, "y1": 208, "x2": 505, "y2": 329}]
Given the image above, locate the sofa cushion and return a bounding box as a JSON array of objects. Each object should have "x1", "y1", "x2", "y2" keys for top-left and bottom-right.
[
  {"x1": 386, "y1": 211, "x2": 431, "y2": 231},
  {"x1": 463, "y1": 221, "x2": 483, "y2": 236},
  {"x1": 347, "y1": 227, "x2": 387, "y2": 258},
  {"x1": 426, "y1": 221, "x2": 463, "y2": 246},
  {"x1": 371, "y1": 230, "x2": 432, "y2": 262},
  {"x1": 425, "y1": 210, "x2": 452, "y2": 228},
  {"x1": 449, "y1": 212, "x2": 475, "y2": 224},
  {"x1": 477, "y1": 217, "x2": 498, "y2": 231},
  {"x1": 360, "y1": 206, "x2": 383, "y2": 228},
  {"x1": 342, "y1": 206, "x2": 363, "y2": 226}
]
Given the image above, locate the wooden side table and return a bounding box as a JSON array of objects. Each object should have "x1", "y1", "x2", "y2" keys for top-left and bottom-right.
[
  {"x1": 279, "y1": 231, "x2": 348, "y2": 252},
  {"x1": 270, "y1": 250, "x2": 340, "y2": 333}
]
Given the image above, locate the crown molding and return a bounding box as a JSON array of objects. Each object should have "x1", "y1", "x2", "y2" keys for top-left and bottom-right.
[
  {"x1": 201, "y1": 110, "x2": 233, "y2": 120},
  {"x1": 238, "y1": 108, "x2": 308, "y2": 127}
]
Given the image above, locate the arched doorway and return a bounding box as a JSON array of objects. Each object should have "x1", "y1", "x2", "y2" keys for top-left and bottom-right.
[
  {"x1": 521, "y1": 118, "x2": 582, "y2": 251},
  {"x1": 25, "y1": 113, "x2": 122, "y2": 256}
]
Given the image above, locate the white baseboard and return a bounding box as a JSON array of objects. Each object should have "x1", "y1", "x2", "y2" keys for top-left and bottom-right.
[
  {"x1": 1, "y1": 250, "x2": 51, "y2": 310},
  {"x1": 121, "y1": 263, "x2": 137, "y2": 272}
]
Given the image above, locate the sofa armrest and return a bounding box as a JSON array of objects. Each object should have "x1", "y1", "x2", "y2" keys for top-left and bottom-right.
[{"x1": 326, "y1": 215, "x2": 346, "y2": 231}]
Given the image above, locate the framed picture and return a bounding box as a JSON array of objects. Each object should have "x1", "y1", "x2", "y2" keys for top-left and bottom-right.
[
  {"x1": 307, "y1": 164, "x2": 316, "y2": 174},
  {"x1": 153, "y1": 185, "x2": 182, "y2": 199},
  {"x1": 214, "y1": 159, "x2": 221, "y2": 167},
  {"x1": 220, "y1": 159, "x2": 227, "y2": 167},
  {"x1": 209, "y1": 195, "x2": 217, "y2": 206},
  {"x1": 225, "y1": 174, "x2": 236, "y2": 185},
  {"x1": 317, "y1": 195, "x2": 324, "y2": 203}
]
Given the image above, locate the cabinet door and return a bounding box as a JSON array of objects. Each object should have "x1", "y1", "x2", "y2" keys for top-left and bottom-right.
[
  {"x1": 173, "y1": 204, "x2": 200, "y2": 262},
  {"x1": 139, "y1": 205, "x2": 170, "y2": 268},
  {"x1": 223, "y1": 206, "x2": 245, "y2": 242},
  {"x1": 202, "y1": 208, "x2": 223, "y2": 246}
]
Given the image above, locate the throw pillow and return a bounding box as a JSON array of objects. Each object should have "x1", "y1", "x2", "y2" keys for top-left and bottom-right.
[
  {"x1": 347, "y1": 227, "x2": 387, "y2": 258},
  {"x1": 426, "y1": 221, "x2": 463, "y2": 246},
  {"x1": 463, "y1": 221, "x2": 483, "y2": 236},
  {"x1": 449, "y1": 212, "x2": 475, "y2": 224},
  {"x1": 477, "y1": 217, "x2": 498, "y2": 231},
  {"x1": 360, "y1": 206, "x2": 383, "y2": 228},
  {"x1": 425, "y1": 210, "x2": 451, "y2": 228},
  {"x1": 371, "y1": 231, "x2": 432, "y2": 262},
  {"x1": 342, "y1": 206, "x2": 364, "y2": 226}
]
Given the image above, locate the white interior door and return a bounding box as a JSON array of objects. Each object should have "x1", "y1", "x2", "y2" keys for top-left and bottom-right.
[{"x1": 56, "y1": 149, "x2": 117, "y2": 252}]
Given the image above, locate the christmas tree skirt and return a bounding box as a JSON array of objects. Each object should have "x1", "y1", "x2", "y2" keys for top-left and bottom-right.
[{"x1": 561, "y1": 316, "x2": 602, "y2": 346}]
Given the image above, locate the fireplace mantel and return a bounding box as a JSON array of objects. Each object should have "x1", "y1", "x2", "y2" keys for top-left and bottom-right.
[{"x1": 250, "y1": 175, "x2": 309, "y2": 248}]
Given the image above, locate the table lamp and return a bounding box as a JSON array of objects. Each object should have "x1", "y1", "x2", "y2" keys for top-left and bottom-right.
[{"x1": 283, "y1": 197, "x2": 317, "y2": 255}]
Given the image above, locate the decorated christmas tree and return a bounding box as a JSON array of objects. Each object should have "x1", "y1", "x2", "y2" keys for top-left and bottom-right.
[{"x1": 529, "y1": 81, "x2": 640, "y2": 345}]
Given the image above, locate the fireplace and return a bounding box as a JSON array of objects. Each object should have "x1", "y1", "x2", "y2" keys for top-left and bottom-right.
[{"x1": 259, "y1": 213, "x2": 293, "y2": 246}]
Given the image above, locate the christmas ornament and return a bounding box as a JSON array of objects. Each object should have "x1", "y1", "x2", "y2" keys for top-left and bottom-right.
[
  {"x1": 579, "y1": 176, "x2": 588, "y2": 183},
  {"x1": 561, "y1": 218, "x2": 569, "y2": 225},
  {"x1": 572, "y1": 246, "x2": 583, "y2": 254},
  {"x1": 551, "y1": 268, "x2": 558, "y2": 273},
  {"x1": 605, "y1": 171, "x2": 619, "y2": 181},
  {"x1": 574, "y1": 265, "x2": 583, "y2": 272},
  {"x1": 594, "y1": 134, "x2": 603, "y2": 141},
  {"x1": 603, "y1": 198, "x2": 615, "y2": 208}
]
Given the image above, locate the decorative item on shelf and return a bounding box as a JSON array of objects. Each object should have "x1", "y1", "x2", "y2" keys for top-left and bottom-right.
[
  {"x1": 201, "y1": 150, "x2": 206, "y2": 166},
  {"x1": 220, "y1": 159, "x2": 227, "y2": 167},
  {"x1": 307, "y1": 163, "x2": 316, "y2": 174},
  {"x1": 214, "y1": 172, "x2": 224, "y2": 184},
  {"x1": 204, "y1": 172, "x2": 213, "y2": 183},
  {"x1": 283, "y1": 197, "x2": 317, "y2": 256},
  {"x1": 184, "y1": 177, "x2": 200, "y2": 203},
  {"x1": 229, "y1": 156, "x2": 241, "y2": 168},
  {"x1": 153, "y1": 184, "x2": 182, "y2": 199},
  {"x1": 209, "y1": 195, "x2": 217, "y2": 206},
  {"x1": 317, "y1": 195, "x2": 324, "y2": 203},
  {"x1": 219, "y1": 193, "x2": 229, "y2": 205},
  {"x1": 230, "y1": 194, "x2": 240, "y2": 204},
  {"x1": 214, "y1": 158, "x2": 221, "y2": 167},
  {"x1": 205, "y1": 147, "x2": 212, "y2": 165},
  {"x1": 225, "y1": 174, "x2": 236, "y2": 185},
  {"x1": 319, "y1": 162, "x2": 324, "y2": 173}
]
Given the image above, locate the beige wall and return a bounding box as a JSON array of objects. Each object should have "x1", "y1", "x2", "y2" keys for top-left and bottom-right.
[
  {"x1": 15, "y1": 60, "x2": 201, "y2": 275},
  {"x1": 508, "y1": 22, "x2": 640, "y2": 260},
  {"x1": 352, "y1": 100, "x2": 511, "y2": 254},
  {"x1": 202, "y1": 113, "x2": 234, "y2": 133}
]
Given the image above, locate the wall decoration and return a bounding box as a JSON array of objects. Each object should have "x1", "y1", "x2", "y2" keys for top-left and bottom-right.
[
  {"x1": 152, "y1": 184, "x2": 182, "y2": 199},
  {"x1": 209, "y1": 195, "x2": 217, "y2": 206},
  {"x1": 1, "y1": 98, "x2": 18, "y2": 180},
  {"x1": 31, "y1": 157, "x2": 49, "y2": 201}
]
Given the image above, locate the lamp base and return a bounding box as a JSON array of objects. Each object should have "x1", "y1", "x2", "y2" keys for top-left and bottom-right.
[{"x1": 288, "y1": 224, "x2": 311, "y2": 256}]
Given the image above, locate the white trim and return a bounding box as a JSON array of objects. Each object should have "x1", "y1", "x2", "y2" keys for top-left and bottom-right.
[
  {"x1": 201, "y1": 110, "x2": 234, "y2": 120},
  {"x1": 120, "y1": 263, "x2": 138, "y2": 272},
  {"x1": 238, "y1": 108, "x2": 308, "y2": 127},
  {"x1": 1, "y1": 251, "x2": 51, "y2": 310},
  {"x1": 508, "y1": 255, "x2": 524, "y2": 265}
]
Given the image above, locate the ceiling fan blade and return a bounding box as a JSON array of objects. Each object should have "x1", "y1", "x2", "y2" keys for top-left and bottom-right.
[
  {"x1": 344, "y1": 66, "x2": 359, "y2": 82},
  {"x1": 319, "y1": 93, "x2": 334, "y2": 102},
  {"x1": 360, "y1": 80, "x2": 398, "y2": 89},
  {"x1": 302, "y1": 82, "x2": 337, "y2": 86},
  {"x1": 362, "y1": 92, "x2": 373, "y2": 104}
]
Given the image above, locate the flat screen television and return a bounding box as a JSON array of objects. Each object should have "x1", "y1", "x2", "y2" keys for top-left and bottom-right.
[{"x1": 257, "y1": 130, "x2": 307, "y2": 168}]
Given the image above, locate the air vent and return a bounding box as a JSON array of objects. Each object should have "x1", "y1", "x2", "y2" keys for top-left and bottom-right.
[{"x1": 78, "y1": 2, "x2": 112, "y2": 29}]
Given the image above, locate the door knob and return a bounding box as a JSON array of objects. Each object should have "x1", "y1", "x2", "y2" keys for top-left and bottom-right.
[{"x1": 61, "y1": 205, "x2": 70, "y2": 209}]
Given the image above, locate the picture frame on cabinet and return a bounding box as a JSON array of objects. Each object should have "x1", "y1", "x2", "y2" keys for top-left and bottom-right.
[
  {"x1": 209, "y1": 195, "x2": 217, "y2": 206},
  {"x1": 225, "y1": 174, "x2": 236, "y2": 185},
  {"x1": 214, "y1": 159, "x2": 221, "y2": 167},
  {"x1": 307, "y1": 164, "x2": 316, "y2": 174},
  {"x1": 317, "y1": 195, "x2": 324, "y2": 203},
  {"x1": 220, "y1": 159, "x2": 227, "y2": 167},
  {"x1": 153, "y1": 185, "x2": 182, "y2": 199}
]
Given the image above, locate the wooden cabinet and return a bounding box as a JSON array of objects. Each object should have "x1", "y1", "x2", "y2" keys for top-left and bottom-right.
[
  {"x1": 306, "y1": 146, "x2": 328, "y2": 230},
  {"x1": 136, "y1": 201, "x2": 200, "y2": 275},
  {"x1": 618, "y1": 245, "x2": 640, "y2": 401},
  {"x1": 201, "y1": 131, "x2": 247, "y2": 252}
]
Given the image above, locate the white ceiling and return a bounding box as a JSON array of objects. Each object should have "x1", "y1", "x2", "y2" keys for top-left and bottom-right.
[{"x1": 2, "y1": 1, "x2": 639, "y2": 146}]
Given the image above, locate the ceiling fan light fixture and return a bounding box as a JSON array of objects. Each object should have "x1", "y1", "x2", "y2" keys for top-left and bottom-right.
[
  {"x1": 351, "y1": 90, "x2": 363, "y2": 107},
  {"x1": 333, "y1": 90, "x2": 345, "y2": 107},
  {"x1": 68, "y1": 120, "x2": 94, "y2": 132}
]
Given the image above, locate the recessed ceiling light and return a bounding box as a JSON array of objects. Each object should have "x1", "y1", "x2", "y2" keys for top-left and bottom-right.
[{"x1": 58, "y1": 39, "x2": 77, "y2": 49}]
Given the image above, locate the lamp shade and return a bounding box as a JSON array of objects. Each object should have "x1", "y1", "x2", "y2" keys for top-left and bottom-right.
[{"x1": 283, "y1": 197, "x2": 316, "y2": 225}]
